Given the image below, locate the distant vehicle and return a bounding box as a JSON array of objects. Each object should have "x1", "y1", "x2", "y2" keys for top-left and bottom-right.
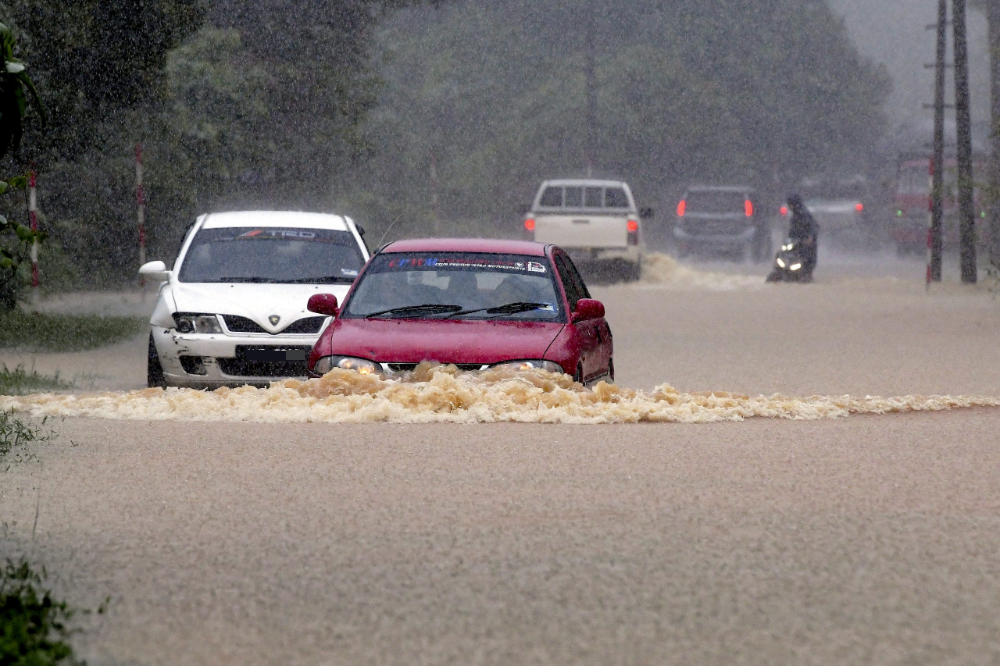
[
  {"x1": 139, "y1": 211, "x2": 371, "y2": 388},
  {"x1": 890, "y1": 158, "x2": 988, "y2": 255},
  {"x1": 523, "y1": 179, "x2": 648, "y2": 282},
  {"x1": 785, "y1": 176, "x2": 873, "y2": 247},
  {"x1": 673, "y1": 185, "x2": 771, "y2": 262},
  {"x1": 306, "y1": 238, "x2": 614, "y2": 386}
]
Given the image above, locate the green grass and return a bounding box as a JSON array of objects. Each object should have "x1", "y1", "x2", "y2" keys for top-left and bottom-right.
[
  {"x1": 0, "y1": 560, "x2": 90, "y2": 665},
  {"x1": 0, "y1": 365, "x2": 74, "y2": 396},
  {"x1": 0, "y1": 310, "x2": 145, "y2": 352}
]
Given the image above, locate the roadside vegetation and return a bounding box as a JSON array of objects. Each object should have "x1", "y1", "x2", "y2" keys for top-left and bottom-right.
[
  {"x1": 0, "y1": 560, "x2": 89, "y2": 665},
  {"x1": 0, "y1": 364, "x2": 72, "y2": 395},
  {"x1": 0, "y1": 310, "x2": 145, "y2": 352}
]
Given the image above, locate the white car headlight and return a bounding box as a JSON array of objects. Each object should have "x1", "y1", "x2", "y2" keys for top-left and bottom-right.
[
  {"x1": 173, "y1": 313, "x2": 223, "y2": 334},
  {"x1": 776, "y1": 258, "x2": 786, "y2": 268},
  {"x1": 313, "y1": 355, "x2": 379, "y2": 375},
  {"x1": 493, "y1": 359, "x2": 565, "y2": 374},
  {"x1": 790, "y1": 263, "x2": 802, "y2": 271}
]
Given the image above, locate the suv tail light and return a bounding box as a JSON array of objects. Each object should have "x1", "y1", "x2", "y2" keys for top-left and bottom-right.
[
  {"x1": 855, "y1": 203, "x2": 864, "y2": 212},
  {"x1": 780, "y1": 206, "x2": 788, "y2": 216},
  {"x1": 677, "y1": 200, "x2": 686, "y2": 217},
  {"x1": 627, "y1": 219, "x2": 639, "y2": 245},
  {"x1": 744, "y1": 200, "x2": 753, "y2": 217}
]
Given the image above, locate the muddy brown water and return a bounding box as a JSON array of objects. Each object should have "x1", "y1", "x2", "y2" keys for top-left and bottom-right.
[{"x1": 3, "y1": 260, "x2": 1000, "y2": 665}]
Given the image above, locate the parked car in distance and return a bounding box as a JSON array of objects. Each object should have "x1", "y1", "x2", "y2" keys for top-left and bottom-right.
[
  {"x1": 524, "y1": 179, "x2": 649, "y2": 282},
  {"x1": 787, "y1": 176, "x2": 875, "y2": 248},
  {"x1": 139, "y1": 210, "x2": 371, "y2": 388},
  {"x1": 673, "y1": 185, "x2": 771, "y2": 262},
  {"x1": 306, "y1": 238, "x2": 614, "y2": 386}
]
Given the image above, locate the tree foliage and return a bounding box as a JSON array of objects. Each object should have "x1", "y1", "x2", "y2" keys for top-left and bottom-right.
[{"x1": 344, "y1": 0, "x2": 890, "y2": 234}]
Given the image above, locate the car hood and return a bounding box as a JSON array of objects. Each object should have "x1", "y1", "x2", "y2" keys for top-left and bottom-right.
[
  {"x1": 326, "y1": 318, "x2": 565, "y2": 364},
  {"x1": 169, "y1": 282, "x2": 352, "y2": 334},
  {"x1": 805, "y1": 199, "x2": 861, "y2": 214}
]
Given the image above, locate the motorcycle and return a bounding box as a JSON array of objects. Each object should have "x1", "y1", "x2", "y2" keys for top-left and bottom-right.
[{"x1": 765, "y1": 238, "x2": 812, "y2": 283}]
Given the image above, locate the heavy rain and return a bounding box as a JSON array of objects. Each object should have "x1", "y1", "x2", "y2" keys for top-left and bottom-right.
[{"x1": 2, "y1": 0, "x2": 1000, "y2": 664}]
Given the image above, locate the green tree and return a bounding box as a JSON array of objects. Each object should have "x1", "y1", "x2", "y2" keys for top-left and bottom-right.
[{"x1": 0, "y1": 20, "x2": 45, "y2": 310}]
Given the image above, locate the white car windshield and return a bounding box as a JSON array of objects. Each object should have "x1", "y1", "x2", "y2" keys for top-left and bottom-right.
[
  {"x1": 342, "y1": 253, "x2": 564, "y2": 321},
  {"x1": 178, "y1": 227, "x2": 365, "y2": 284}
]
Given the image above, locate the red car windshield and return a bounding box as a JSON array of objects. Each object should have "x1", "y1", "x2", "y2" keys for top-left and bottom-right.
[{"x1": 342, "y1": 253, "x2": 564, "y2": 321}]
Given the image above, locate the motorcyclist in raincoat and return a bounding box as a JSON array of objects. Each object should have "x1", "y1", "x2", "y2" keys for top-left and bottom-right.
[{"x1": 786, "y1": 194, "x2": 818, "y2": 281}]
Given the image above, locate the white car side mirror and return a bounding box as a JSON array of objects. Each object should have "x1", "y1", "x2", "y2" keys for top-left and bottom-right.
[{"x1": 139, "y1": 260, "x2": 170, "y2": 282}]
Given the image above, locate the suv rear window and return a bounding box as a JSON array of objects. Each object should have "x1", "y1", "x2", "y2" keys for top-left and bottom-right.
[{"x1": 685, "y1": 191, "x2": 748, "y2": 214}]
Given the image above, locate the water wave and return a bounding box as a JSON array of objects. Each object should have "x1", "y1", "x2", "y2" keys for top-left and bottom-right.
[
  {"x1": 1, "y1": 363, "x2": 996, "y2": 424},
  {"x1": 640, "y1": 253, "x2": 763, "y2": 290}
]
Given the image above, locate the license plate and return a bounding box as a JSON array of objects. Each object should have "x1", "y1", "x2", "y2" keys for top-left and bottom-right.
[{"x1": 243, "y1": 349, "x2": 307, "y2": 362}]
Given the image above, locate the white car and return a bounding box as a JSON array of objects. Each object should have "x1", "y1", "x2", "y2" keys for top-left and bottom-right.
[{"x1": 138, "y1": 211, "x2": 371, "y2": 388}]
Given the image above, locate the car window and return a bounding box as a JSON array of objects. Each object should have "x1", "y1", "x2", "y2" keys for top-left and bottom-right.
[
  {"x1": 564, "y1": 187, "x2": 583, "y2": 207},
  {"x1": 342, "y1": 253, "x2": 564, "y2": 321},
  {"x1": 585, "y1": 187, "x2": 603, "y2": 208},
  {"x1": 605, "y1": 187, "x2": 629, "y2": 208},
  {"x1": 554, "y1": 253, "x2": 590, "y2": 311},
  {"x1": 178, "y1": 227, "x2": 365, "y2": 284},
  {"x1": 685, "y1": 190, "x2": 748, "y2": 214},
  {"x1": 539, "y1": 187, "x2": 562, "y2": 207}
]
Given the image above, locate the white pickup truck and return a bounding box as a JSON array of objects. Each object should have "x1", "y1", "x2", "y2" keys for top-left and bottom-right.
[{"x1": 524, "y1": 179, "x2": 647, "y2": 282}]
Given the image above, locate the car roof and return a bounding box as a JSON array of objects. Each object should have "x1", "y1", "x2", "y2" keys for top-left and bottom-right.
[
  {"x1": 380, "y1": 238, "x2": 549, "y2": 257},
  {"x1": 199, "y1": 211, "x2": 351, "y2": 230},
  {"x1": 685, "y1": 185, "x2": 755, "y2": 193},
  {"x1": 542, "y1": 179, "x2": 630, "y2": 188}
]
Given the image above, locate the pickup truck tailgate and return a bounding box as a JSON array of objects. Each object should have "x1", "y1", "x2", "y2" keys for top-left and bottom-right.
[{"x1": 533, "y1": 214, "x2": 628, "y2": 248}]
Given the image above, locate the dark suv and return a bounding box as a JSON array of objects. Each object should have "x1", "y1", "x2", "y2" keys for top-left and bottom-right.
[{"x1": 672, "y1": 185, "x2": 771, "y2": 262}]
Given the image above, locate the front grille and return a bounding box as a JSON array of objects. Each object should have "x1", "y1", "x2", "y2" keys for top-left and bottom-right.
[
  {"x1": 223, "y1": 315, "x2": 266, "y2": 333},
  {"x1": 281, "y1": 317, "x2": 327, "y2": 334},
  {"x1": 217, "y1": 345, "x2": 312, "y2": 377},
  {"x1": 386, "y1": 362, "x2": 485, "y2": 373},
  {"x1": 682, "y1": 219, "x2": 747, "y2": 236},
  {"x1": 222, "y1": 315, "x2": 327, "y2": 335}
]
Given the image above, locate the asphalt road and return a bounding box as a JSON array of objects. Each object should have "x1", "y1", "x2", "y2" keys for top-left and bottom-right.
[{"x1": 3, "y1": 252, "x2": 1000, "y2": 665}]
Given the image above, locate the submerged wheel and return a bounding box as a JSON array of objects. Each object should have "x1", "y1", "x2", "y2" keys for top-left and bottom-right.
[
  {"x1": 573, "y1": 363, "x2": 584, "y2": 385},
  {"x1": 147, "y1": 333, "x2": 166, "y2": 388}
]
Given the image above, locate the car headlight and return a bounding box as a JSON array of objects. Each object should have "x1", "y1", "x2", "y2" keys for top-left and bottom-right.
[
  {"x1": 790, "y1": 263, "x2": 802, "y2": 271},
  {"x1": 492, "y1": 359, "x2": 565, "y2": 374},
  {"x1": 313, "y1": 355, "x2": 379, "y2": 375},
  {"x1": 776, "y1": 257, "x2": 786, "y2": 268},
  {"x1": 173, "y1": 313, "x2": 222, "y2": 334}
]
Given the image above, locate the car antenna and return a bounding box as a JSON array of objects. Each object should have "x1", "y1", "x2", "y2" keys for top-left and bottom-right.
[{"x1": 374, "y1": 213, "x2": 404, "y2": 250}]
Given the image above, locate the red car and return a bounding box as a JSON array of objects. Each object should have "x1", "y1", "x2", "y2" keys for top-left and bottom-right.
[{"x1": 305, "y1": 238, "x2": 614, "y2": 385}]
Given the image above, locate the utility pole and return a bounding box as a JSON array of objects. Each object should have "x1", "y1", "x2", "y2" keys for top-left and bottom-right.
[
  {"x1": 929, "y1": 0, "x2": 948, "y2": 283},
  {"x1": 987, "y1": 1, "x2": 1000, "y2": 268},
  {"x1": 953, "y1": 0, "x2": 977, "y2": 283},
  {"x1": 584, "y1": 7, "x2": 596, "y2": 177}
]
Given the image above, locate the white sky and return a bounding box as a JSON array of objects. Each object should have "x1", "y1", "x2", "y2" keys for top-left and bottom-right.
[{"x1": 829, "y1": 0, "x2": 991, "y2": 128}]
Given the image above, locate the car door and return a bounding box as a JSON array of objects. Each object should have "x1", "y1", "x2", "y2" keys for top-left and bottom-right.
[{"x1": 553, "y1": 251, "x2": 602, "y2": 381}]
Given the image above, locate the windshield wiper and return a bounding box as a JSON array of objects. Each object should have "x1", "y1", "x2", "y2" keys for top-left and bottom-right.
[
  {"x1": 364, "y1": 304, "x2": 463, "y2": 319},
  {"x1": 444, "y1": 302, "x2": 552, "y2": 318},
  {"x1": 284, "y1": 275, "x2": 356, "y2": 284},
  {"x1": 217, "y1": 276, "x2": 282, "y2": 283}
]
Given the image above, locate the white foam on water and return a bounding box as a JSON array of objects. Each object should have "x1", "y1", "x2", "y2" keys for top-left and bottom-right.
[
  {"x1": 2, "y1": 363, "x2": 997, "y2": 425},
  {"x1": 640, "y1": 253, "x2": 763, "y2": 290}
]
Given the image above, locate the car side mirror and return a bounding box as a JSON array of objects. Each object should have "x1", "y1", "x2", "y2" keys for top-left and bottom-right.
[
  {"x1": 639, "y1": 207, "x2": 654, "y2": 220},
  {"x1": 307, "y1": 293, "x2": 340, "y2": 316},
  {"x1": 572, "y1": 298, "x2": 605, "y2": 323},
  {"x1": 138, "y1": 260, "x2": 169, "y2": 282}
]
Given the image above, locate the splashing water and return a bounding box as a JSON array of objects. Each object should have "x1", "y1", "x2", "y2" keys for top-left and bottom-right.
[
  {"x1": 640, "y1": 253, "x2": 763, "y2": 290},
  {"x1": 1, "y1": 363, "x2": 997, "y2": 425}
]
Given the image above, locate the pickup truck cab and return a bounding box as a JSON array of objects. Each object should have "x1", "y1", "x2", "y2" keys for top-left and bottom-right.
[{"x1": 524, "y1": 179, "x2": 646, "y2": 281}]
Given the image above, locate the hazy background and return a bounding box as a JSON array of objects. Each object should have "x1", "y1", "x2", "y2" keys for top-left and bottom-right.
[{"x1": 831, "y1": 0, "x2": 992, "y2": 127}]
